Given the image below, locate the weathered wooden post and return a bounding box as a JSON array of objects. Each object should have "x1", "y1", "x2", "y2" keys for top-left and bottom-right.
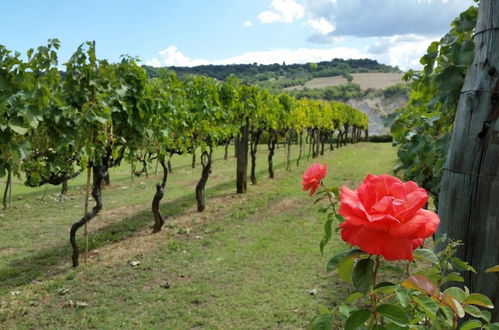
[{"x1": 437, "y1": 0, "x2": 499, "y2": 320}]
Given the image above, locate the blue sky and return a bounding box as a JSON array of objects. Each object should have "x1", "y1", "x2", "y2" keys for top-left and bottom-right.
[{"x1": 0, "y1": 0, "x2": 475, "y2": 70}]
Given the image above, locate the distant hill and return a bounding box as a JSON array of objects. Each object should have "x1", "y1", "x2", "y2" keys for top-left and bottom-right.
[
  {"x1": 142, "y1": 59, "x2": 408, "y2": 136},
  {"x1": 142, "y1": 58, "x2": 400, "y2": 91}
]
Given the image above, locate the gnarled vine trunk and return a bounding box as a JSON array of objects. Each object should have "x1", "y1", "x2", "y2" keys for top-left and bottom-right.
[
  {"x1": 152, "y1": 158, "x2": 168, "y2": 233},
  {"x1": 319, "y1": 130, "x2": 325, "y2": 156},
  {"x1": 286, "y1": 129, "x2": 292, "y2": 171},
  {"x1": 250, "y1": 130, "x2": 262, "y2": 184},
  {"x1": 61, "y1": 179, "x2": 68, "y2": 195},
  {"x1": 196, "y1": 149, "x2": 212, "y2": 212},
  {"x1": 236, "y1": 118, "x2": 249, "y2": 194},
  {"x1": 224, "y1": 140, "x2": 230, "y2": 160},
  {"x1": 69, "y1": 165, "x2": 106, "y2": 267},
  {"x1": 268, "y1": 129, "x2": 278, "y2": 179},
  {"x1": 336, "y1": 130, "x2": 342, "y2": 149},
  {"x1": 307, "y1": 130, "x2": 313, "y2": 160},
  {"x1": 329, "y1": 131, "x2": 335, "y2": 151},
  {"x1": 102, "y1": 171, "x2": 111, "y2": 187},
  {"x1": 312, "y1": 128, "x2": 320, "y2": 158},
  {"x1": 2, "y1": 168, "x2": 11, "y2": 210},
  {"x1": 343, "y1": 125, "x2": 349, "y2": 146},
  {"x1": 296, "y1": 131, "x2": 303, "y2": 167},
  {"x1": 168, "y1": 153, "x2": 173, "y2": 174},
  {"x1": 437, "y1": 0, "x2": 499, "y2": 320}
]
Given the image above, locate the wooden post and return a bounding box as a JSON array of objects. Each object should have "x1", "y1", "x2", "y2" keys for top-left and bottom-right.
[{"x1": 437, "y1": 0, "x2": 499, "y2": 320}]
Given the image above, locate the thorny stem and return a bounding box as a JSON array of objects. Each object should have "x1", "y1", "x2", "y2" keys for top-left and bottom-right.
[{"x1": 320, "y1": 181, "x2": 338, "y2": 215}]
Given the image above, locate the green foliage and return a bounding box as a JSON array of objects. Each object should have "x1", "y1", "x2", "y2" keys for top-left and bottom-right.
[
  {"x1": 368, "y1": 135, "x2": 393, "y2": 143},
  {"x1": 312, "y1": 235, "x2": 499, "y2": 329},
  {"x1": 0, "y1": 39, "x2": 369, "y2": 216},
  {"x1": 288, "y1": 83, "x2": 362, "y2": 102},
  {"x1": 379, "y1": 83, "x2": 410, "y2": 99},
  {"x1": 352, "y1": 258, "x2": 374, "y2": 294},
  {"x1": 0, "y1": 40, "x2": 60, "y2": 179},
  {"x1": 310, "y1": 166, "x2": 498, "y2": 329},
  {"x1": 389, "y1": 5, "x2": 478, "y2": 202},
  {"x1": 143, "y1": 58, "x2": 400, "y2": 90},
  {"x1": 345, "y1": 309, "x2": 371, "y2": 329}
]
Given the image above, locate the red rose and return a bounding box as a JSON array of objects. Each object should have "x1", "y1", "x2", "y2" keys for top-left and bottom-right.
[
  {"x1": 338, "y1": 174, "x2": 439, "y2": 261},
  {"x1": 302, "y1": 163, "x2": 328, "y2": 196}
]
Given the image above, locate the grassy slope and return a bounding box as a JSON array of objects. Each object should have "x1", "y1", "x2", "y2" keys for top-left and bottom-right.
[{"x1": 0, "y1": 143, "x2": 396, "y2": 329}]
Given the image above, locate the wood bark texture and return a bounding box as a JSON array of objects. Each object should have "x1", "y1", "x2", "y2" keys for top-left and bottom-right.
[
  {"x1": 152, "y1": 158, "x2": 168, "y2": 233},
  {"x1": 196, "y1": 149, "x2": 212, "y2": 212},
  {"x1": 69, "y1": 165, "x2": 105, "y2": 267},
  {"x1": 236, "y1": 119, "x2": 249, "y2": 193},
  {"x1": 267, "y1": 130, "x2": 277, "y2": 179},
  {"x1": 437, "y1": 0, "x2": 499, "y2": 319},
  {"x1": 250, "y1": 131, "x2": 261, "y2": 184}
]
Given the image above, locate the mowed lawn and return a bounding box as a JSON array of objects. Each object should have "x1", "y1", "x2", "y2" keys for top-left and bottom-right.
[{"x1": 0, "y1": 143, "x2": 396, "y2": 329}]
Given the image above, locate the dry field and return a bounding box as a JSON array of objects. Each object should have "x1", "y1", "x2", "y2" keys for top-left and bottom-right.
[{"x1": 287, "y1": 72, "x2": 405, "y2": 91}]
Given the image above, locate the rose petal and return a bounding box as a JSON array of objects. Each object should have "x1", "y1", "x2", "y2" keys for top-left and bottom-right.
[
  {"x1": 412, "y1": 238, "x2": 424, "y2": 249},
  {"x1": 340, "y1": 226, "x2": 415, "y2": 261},
  {"x1": 309, "y1": 182, "x2": 320, "y2": 196},
  {"x1": 340, "y1": 213, "x2": 399, "y2": 231},
  {"x1": 302, "y1": 178, "x2": 318, "y2": 191},
  {"x1": 302, "y1": 163, "x2": 327, "y2": 195},
  {"x1": 389, "y1": 209, "x2": 440, "y2": 238},
  {"x1": 374, "y1": 175, "x2": 402, "y2": 200},
  {"x1": 339, "y1": 185, "x2": 369, "y2": 220},
  {"x1": 357, "y1": 175, "x2": 378, "y2": 211},
  {"x1": 371, "y1": 196, "x2": 395, "y2": 214},
  {"x1": 398, "y1": 187, "x2": 428, "y2": 221}
]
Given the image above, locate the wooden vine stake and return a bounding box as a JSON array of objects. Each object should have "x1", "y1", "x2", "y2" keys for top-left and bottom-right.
[
  {"x1": 83, "y1": 165, "x2": 92, "y2": 264},
  {"x1": 437, "y1": 0, "x2": 499, "y2": 319}
]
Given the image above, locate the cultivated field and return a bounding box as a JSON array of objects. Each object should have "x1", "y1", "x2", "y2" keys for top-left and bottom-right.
[
  {"x1": 287, "y1": 72, "x2": 405, "y2": 91},
  {"x1": 0, "y1": 143, "x2": 396, "y2": 328}
]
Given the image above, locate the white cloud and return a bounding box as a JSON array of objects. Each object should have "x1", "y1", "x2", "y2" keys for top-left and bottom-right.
[
  {"x1": 145, "y1": 57, "x2": 162, "y2": 67},
  {"x1": 366, "y1": 34, "x2": 437, "y2": 70},
  {"x1": 304, "y1": 0, "x2": 474, "y2": 41},
  {"x1": 243, "y1": 20, "x2": 253, "y2": 27},
  {"x1": 146, "y1": 45, "x2": 368, "y2": 68},
  {"x1": 214, "y1": 47, "x2": 367, "y2": 65},
  {"x1": 145, "y1": 46, "x2": 209, "y2": 67},
  {"x1": 308, "y1": 17, "x2": 335, "y2": 35},
  {"x1": 146, "y1": 35, "x2": 437, "y2": 70},
  {"x1": 257, "y1": 0, "x2": 305, "y2": 23}
]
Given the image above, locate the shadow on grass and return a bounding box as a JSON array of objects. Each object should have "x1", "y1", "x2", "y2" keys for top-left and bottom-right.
[
  {"x1": 4, "y1": 154, "x2": 235, "y2": 202},
  {"x1": 0, "y1": 152, "x2": 310, "y2": 294}
]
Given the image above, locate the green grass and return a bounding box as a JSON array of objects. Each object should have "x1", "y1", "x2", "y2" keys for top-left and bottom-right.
[{"x1": 0, "y1": 143, "x2": 397, "y2": 329}]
